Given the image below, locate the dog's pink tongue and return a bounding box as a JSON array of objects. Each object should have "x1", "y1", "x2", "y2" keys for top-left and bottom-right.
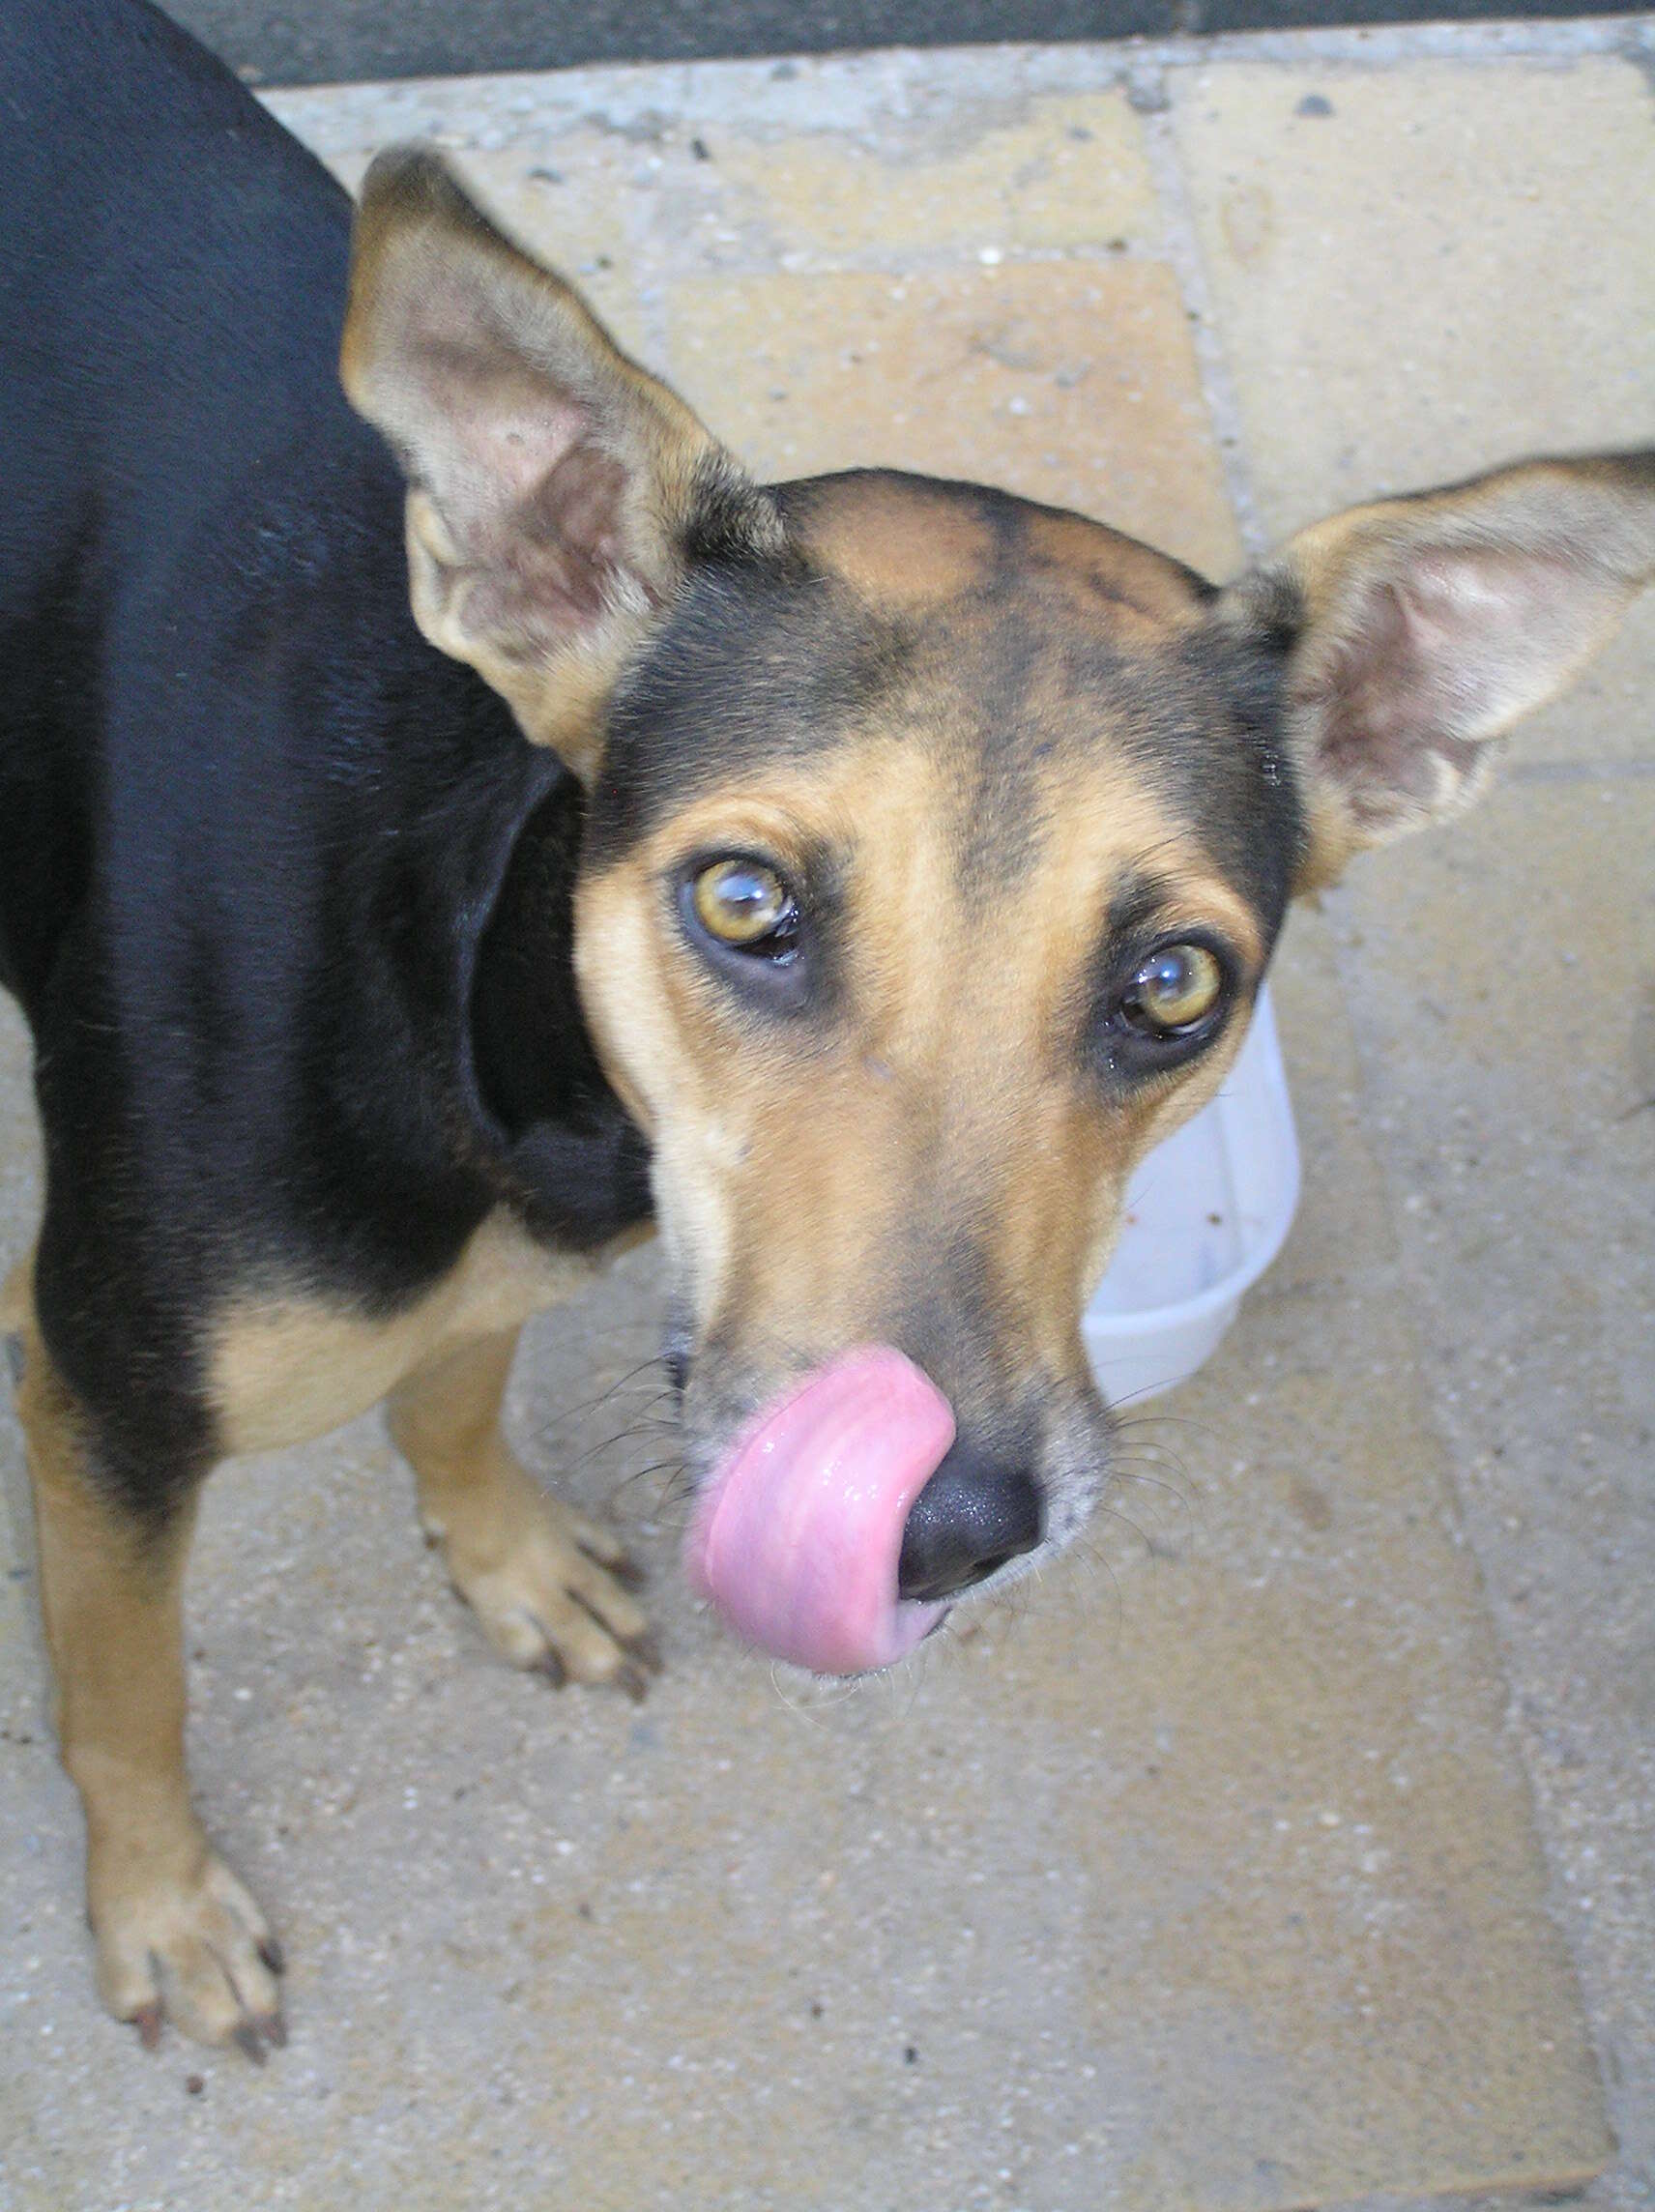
[{"x1": 685, "y1": 1349, "x2": 956, "y2": 1675}]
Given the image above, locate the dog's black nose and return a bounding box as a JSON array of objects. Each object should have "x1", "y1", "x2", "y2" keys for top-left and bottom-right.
[{"x1": 896, "y1": 1444, "x2": 1044, "y2": 1602}]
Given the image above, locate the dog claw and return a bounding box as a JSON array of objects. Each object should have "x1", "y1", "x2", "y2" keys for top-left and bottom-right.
[
  {"x1": 258, "y1": 1936, "x2": 286, "y2": 1977},
  {"x1": 615, "y1": 1659, "x2": 650, "y2": 1703},
  {"x1": 232, "y1": 2023, "x2": 269, "y2": 2067},
  {"x1": 131, "y1": 2002, "x2": 163, "y2": 2052},
  {"x1": 537, "y1": 1648, "x2": 567, "y2": 1689},
  {"x1": 607, "y1": 1551, "x2": 649, "y2": 1593},
  {"x1": 624, "y1": 1629, "x2": 663, "y2": 1674},
  {"x1": 262, "y1": 2010, "x2": 288, "y2": 2050}
]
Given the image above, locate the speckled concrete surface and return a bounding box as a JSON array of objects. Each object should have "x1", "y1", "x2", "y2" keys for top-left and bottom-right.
[{"x1": 3, "y1": 21, "x2": 1653, "y2": 2211}]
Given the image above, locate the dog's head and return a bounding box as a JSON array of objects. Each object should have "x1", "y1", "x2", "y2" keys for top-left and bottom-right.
[{"x1": 344, "y1": 150, "x2": 1654, "y2": 1674}]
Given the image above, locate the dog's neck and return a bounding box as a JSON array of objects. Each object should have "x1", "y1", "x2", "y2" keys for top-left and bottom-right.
[{"x1": 466, "y1": 761, "x2": 653, "y2": 1246}]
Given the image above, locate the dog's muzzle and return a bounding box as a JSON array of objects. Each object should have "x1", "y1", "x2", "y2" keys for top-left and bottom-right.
[{"x1": 683, "y1": 1348, "x2": 1044, "y2": 1674}]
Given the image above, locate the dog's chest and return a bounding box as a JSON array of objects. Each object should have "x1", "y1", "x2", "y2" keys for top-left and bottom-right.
[{"x1": 208, "y1": 1209, "x2": 608, "y2": 1456}]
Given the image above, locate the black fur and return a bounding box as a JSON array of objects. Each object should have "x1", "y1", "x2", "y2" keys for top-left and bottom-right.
[
  {"x1": 0, "y1": 0, "x2": 649, "y2": 1522},
  {"x1": 590, "y1": 550, "x2": 909, "y2": 864}
]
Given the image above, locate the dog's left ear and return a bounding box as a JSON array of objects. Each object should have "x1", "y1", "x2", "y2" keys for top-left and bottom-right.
[
  {"x1": 1216, "y1": 453, "x2": 1655, "y2": 890},
  {"x1": 341, "y1": 147, "x2": 781, "y2": 781}
]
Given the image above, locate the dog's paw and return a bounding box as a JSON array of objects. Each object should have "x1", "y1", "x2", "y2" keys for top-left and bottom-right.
[
  {"x1": 429, "y1": 1482, "x2": 660, "y2": 1701},
  {"x1": 92, "y1": 1845, "x2": 285, "y2": 2057}
]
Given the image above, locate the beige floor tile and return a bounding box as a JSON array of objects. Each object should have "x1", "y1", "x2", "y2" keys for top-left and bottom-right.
[
  {"x1": 274, "y1": 73, "x2": 1164, "y2": 276},
  {"x1": 1337, "y1": 778, "x2": 1655, "y2": 1096},
  {"x1": 1172, "y1": 55, "x2": 1655, "y2": 538},
  {"x1": 288, "y1": 90, "x2": 1201, "y2": 573},
  {"x1": 703, "y1": 90, "x2": 1162, "y2": 263},
  {"x1": 667, "y1": 261, "x2": 1242, "y2": 576},
  {"x1": 1323, "y1": 782, "x2": 1655, "y2": 2186}
]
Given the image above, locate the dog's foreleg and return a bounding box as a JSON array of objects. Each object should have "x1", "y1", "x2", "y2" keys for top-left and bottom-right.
[
  {"x1": 17, "y1": 1300, "x2": 284, "y2": 2054},
  {"x1": 389, "y1": 1325, "x2": 659, "y2": 1699}
]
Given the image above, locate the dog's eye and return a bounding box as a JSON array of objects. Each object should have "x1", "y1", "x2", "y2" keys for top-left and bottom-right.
[
  {"x1": 1118, "y1": 943, "x2": 1225, "y2": 1037},
  {"x1": 689, "y1": 858, "x2": 798, "y2": 955}
]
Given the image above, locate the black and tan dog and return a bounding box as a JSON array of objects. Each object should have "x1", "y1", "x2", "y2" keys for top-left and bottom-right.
[{"x1": 3, "y1": 0, "x2": 1652, "y2": 2056}]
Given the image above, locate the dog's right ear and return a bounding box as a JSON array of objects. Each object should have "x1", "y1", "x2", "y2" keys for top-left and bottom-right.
[
  {"x1": 1215, "y1": 452, "x2": 1655, "y2": 891},
  {"x1": 341, "y1": 147, "x2": 781, "y2": 783}
]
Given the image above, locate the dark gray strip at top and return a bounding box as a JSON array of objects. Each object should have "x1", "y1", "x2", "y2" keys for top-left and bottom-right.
[{"x1": 159, "y1": 0, "x2": 1648, "y2": 89}]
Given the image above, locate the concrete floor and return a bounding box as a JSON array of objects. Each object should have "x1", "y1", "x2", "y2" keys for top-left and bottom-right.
[{"x1": 2, "y1": 17, "x2": 1653, "y2": 2210}]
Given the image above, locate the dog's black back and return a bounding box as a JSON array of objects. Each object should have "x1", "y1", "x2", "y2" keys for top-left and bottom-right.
[{"x1": 0, "y1": 0, "x2": 648, "y2": 1508}]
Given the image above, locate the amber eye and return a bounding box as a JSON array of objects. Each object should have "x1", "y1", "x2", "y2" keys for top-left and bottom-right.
[
  {"x1": 689, "y1": 858, "x2": 797, "y2": 951},
  {"x1": 1118, "y1": 943, "x2": 1225, "y2": 1037}
]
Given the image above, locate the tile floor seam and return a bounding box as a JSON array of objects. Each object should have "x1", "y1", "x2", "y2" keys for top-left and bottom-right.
[
  {"x1": 1316, "y1": 878, "x2": 1641, "y2": 2208},
  {"x1": 1161, "y1": 49, "x2": 1652, "y2": 2186},
  {"x1": 1104, "y1": 13, "x2": 1655, "y2": 75},
  {"x1": 262, "y1": 17, "x2": 1655, "y2": 152},
  {"x1": 1142, "y1": 48, "x2": 1641, "y2": 2199},
  {"x1": 616, "y1": 240, "x2": 1234, "y2": 281},
  {"x1": 1139, "y1": 80, "x2": 1267, "y2": 557},
  {"x1": 1507, "y1": 761, "x2": 1655, "y2": 782}
]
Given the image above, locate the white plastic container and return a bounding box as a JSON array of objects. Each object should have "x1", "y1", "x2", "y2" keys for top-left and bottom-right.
[{"x1": 1082, "y1": 986, "x2": 1299, "y2": 1406}]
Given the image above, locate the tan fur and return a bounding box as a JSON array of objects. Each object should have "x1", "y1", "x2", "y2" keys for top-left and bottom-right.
[
  {"x1": 786, "y1": 476, "x2": 1003, "y2": 609},
  {"x1": 18, "y1": 1210, "x2": 653, "y2": 2048},
  {"x1": 208, "y1": 1212, "x2": 656, "y2": 1679},
  {"x1": 13, "y1": 1270, "x2": 283, "y2": 2051},
  {"x1": 0, "y1": 1252, "x2": 27, "y2": 1335},
  {"x1": 791, "y1": 476, "x2": 1213, "y2": 639},
  {"x1": 1022, "y1": 507, "x2": 1216, "y2": 632},
  {"x1": 209, "y1": 1206, "x2": 614, "y2": 1456},
  {"x1": 388, "y1": 1328, "x2": 656, "y2": 1695},
  {"x1": 577, "y1": 726, "x2": 1260, "y2": 1414}
]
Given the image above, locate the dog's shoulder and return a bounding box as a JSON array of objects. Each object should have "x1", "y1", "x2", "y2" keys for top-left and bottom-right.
[{"x1": 3, "y1": 1, "x2": 653, "y2": 1412}]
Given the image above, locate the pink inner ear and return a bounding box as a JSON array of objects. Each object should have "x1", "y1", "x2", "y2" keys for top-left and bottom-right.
[
  {"x1": 1316, "y1": 538, "x2": 1628, "y2": 832},
  {"x1": 405, "y1": 331, "x2": 634, "y2": 643},
  {"x1": 443, "y1": 433, "x2": 630, "y2": 646},
  {"x1": 514, "y1": 442, "x2": 630, "y2": 622},
  {"x1": 472, "y1": 389, "x2": 590, "y2": 500},
  {"x1": 1317, "y1": 573, "x2": 1463, "y2": 823},
  {"x1": 524, "y1": 440, "x2": 632, "y2": 605}
]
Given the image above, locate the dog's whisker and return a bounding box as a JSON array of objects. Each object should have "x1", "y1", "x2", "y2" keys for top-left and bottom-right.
[
  {"x1": 1106, "y1": 1464, "x2": 1197, "y2": 1517},
  {"x1": 537, "y1": 1388, "x2": 677, "y2": 1460},
  {"x1": 558, "y1": 1418, "x2": 682, "y2": 1475},
  {"x1": 611, "y1": 1453, "x2": 686, "y2": 1489},
  {"x1": 1092, "y1": 1499, "x2": 1175, "y2": 1565},
  {"x1": 1064, "y1": 1533, "x2": 1127, "y2": 1637},
  {"x1": 1110, "y1": 1407, "x2": 1223, "y2": 1447},
  {"x1": 1110, "y1": 1441, "x2": 1194, "y2": 1476},
  {"x1": 766, "y1": 1661, "x2": 868, "y2": 1729},
  {"x1": 538, "y1": 1355, "x2": 672, "y2": 1416}
]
